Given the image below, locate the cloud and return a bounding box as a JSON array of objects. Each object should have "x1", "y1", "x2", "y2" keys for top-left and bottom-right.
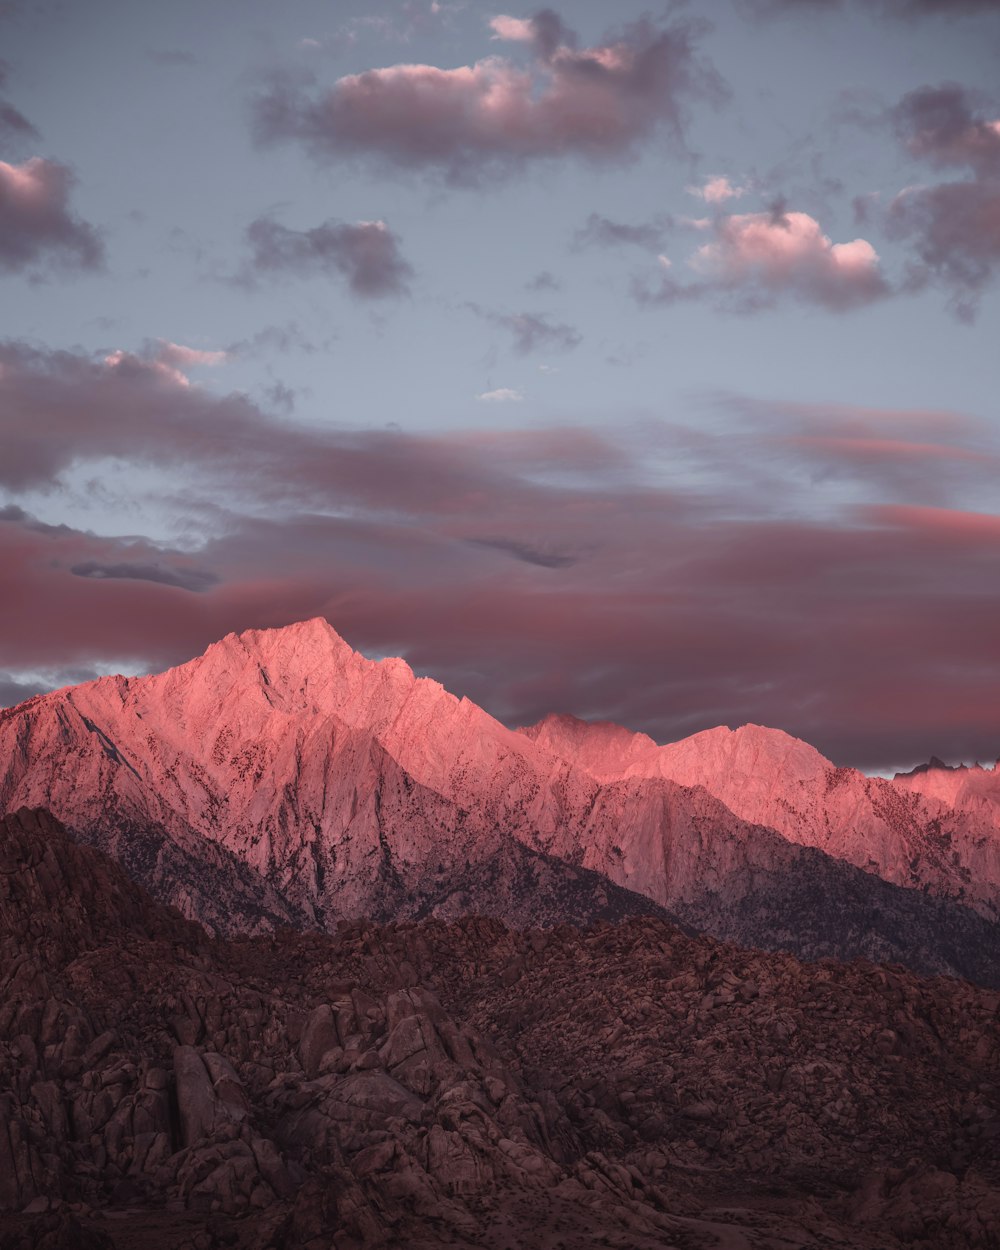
[
  {"x1": 573, "y1": 212, "x2": 670, "y2": 250},
  {"x1": 886, "y1": 84, "x2": 1000, "y2": 319},
  {"x1": 892, "y1": 84, "x2": 1000, "y2": 177},
  {"x1": 155, "y1": 341, "x2": 228, "y2": 370},
  {"x1": 103, "y1": 340, "x2": 228, "y2": 389},
  {"x1": 489, "y1": 10, "x2": 577, "y2": 59},
  {"x1": 241, "y1": 216, "x2": 413, "y2": 296},
  {"x1": 0, "y1": 100, "x2": 39, "y2": 145},
  {"x1": 466, "y1": 536, "x2": 579, "y2": 568},
  {"x1": 887, "y1": 179, "x2": 1000, "y2": 318},
  {"x1": 687, "y1": 175, "x2": 746, "y2": 203},
  {"x1": 226, "y1": 321, "x2": 327, "y2": 357},
  {"x1": 70, "y1": 561, "x2": 220, "y2": 592},
  {"x1": 476, "y1": 387, "x2": 524, "y2": 402},
  {"x1": 744, "y1": 0, "x2": 1000, "y2": 17},
  {"x1": 252, "y1": 13, "x2": 723, "y2": 183},
  {"x1": 526, "y1": 270, "x2": 560, "y2": 291},
  {"x1": 0, "y1": 665, "x2": 119, "y2": 709},
  {"x1": 0, "y1": 157, "x2": 104, "y2": 275},
  {"x1": 488, "y1": 15, "x2": 537, "y2": 43},
  {"x1": 0, "y1": 674, "x2": 41, "y2": 707},
  {"x1": 636, "y1": 208, "x2": 889, "y2": 312},
  {"x1": 5, "y1": 340, "x2": 1000, "y2": 768},
  {"x1": 476, "y1": 309, "x2": 582, "y2": 354}
]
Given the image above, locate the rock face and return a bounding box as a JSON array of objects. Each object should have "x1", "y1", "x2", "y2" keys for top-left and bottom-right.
[
  {"x1": 1, "y1": 808, "x2": 998, "y2": 1249},
  {"x1": 0, "y1": 618, "x2": 998, "y2": 983}
]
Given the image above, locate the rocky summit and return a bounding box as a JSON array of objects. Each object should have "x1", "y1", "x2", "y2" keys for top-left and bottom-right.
[
  {"x1": 0, "y1": 619, "x2": 998, "y2": 983},
  {"x1": 1, "y1": 808, "x2": 999, "y2": 1250}
]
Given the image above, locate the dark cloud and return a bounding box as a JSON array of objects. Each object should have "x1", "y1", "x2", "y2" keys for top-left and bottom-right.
[
  {"x1": 70, "y1": 561, "x2": 220, "y2": 593},
  {"x1": 0, "y1": 674, "x2": 39, "y2": 707},
  {"x1": 573, "y1": 213, "x2": 670, "y2": 251},
  {"x1": 892, "y1": 84, "x2": 1000, "y2": 177},
  {"x1": 887, "y1": 179, "x2": 1000, "y2": 319},
  {"x1": 886, "y1": 84, "x2": 1000, "y2": 319},
  {"x1": 252, "y1": 13, "x2": 723, "y2": 184},
  {"x1": 241, "y1": 216, "x2": 412, "y2": 297},
  {"x1": 745, "y1": 0, "x2": 1000, "y2": 17},
  {"x1": 466, "y1": 537, "x2": 580, "y2": 568},
  {"x1": 0, "y1": 100, "x2": 39, "y2": 146},
  {"x1": 0, "y1": 157, "x2": 104, "y2": 274},
  {"x1": 3, "y1": 341, "x2": 1000, "y2": 769}
]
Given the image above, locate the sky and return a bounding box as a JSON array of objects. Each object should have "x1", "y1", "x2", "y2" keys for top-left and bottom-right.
[{"x1": 1, "y1": 0, "x2": 998, "y2": 771}]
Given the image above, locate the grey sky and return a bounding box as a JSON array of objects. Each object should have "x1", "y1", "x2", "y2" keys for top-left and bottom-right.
[{"x1": 0, "y1": 0, "x2": 998, "y2": 768}]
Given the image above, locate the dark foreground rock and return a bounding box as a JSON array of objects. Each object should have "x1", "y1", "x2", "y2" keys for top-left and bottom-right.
[{"x1": 1, "y1": 808, "x2": 998, "y2": 1248}]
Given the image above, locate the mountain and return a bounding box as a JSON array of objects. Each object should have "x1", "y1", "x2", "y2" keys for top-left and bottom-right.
[
  {"x1": 0, "y1": 618, "x2": 998, "y2": 982},
  {"x1": 522, "y1": 713, "x2": 1000, "y2": 920},
  {"x1": 2, "y1": 807, "x2": 998, "y2": 1249},
  {"x1": 895, "y1": 756, "x2": 1000, "y2": 832}
]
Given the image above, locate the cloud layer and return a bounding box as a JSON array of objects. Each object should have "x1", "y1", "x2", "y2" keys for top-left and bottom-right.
[
  {"x1": 1, "y1": 340, "x2": 999, "y2": 769},
  {"x1": 253, "y1": 12, "x2": 721, "y2": 182}
]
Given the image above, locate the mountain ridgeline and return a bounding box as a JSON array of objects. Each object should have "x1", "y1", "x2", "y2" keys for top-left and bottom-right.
[{"x1": 1, "y1": 617, "x2": 999, "y2": 983}]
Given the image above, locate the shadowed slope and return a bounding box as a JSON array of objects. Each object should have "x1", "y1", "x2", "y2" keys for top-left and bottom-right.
[{"x1": 1, "y1": 810, "x2": 998, "y2": 1249}]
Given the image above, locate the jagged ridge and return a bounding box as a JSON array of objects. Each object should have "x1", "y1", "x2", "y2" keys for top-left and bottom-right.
[{"x1": 0, "y1": 618, "x2": 998, "y2": 983}]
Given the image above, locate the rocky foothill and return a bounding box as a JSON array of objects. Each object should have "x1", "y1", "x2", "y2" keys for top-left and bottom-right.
[{"x1": 2, "y1": 808, "x2": 998, "y2": 1250}]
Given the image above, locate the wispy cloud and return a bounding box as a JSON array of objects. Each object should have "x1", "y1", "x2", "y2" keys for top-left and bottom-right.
[
  {"x1": 238, "y1": 216, "x2": 413, "y2": 297},
  {"x1": 477, "y1": 387, "x2": 524, "y2": 402}
]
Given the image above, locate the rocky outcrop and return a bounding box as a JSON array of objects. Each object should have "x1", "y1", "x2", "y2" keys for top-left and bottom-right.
[{"x1": 1, "y1": 809, "x2": 998, "y2": 1248}]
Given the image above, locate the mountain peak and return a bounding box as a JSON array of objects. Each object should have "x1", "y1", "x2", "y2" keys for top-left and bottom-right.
[{"x1": 218, "y1": 615, "x2": 352, "y2": 662}]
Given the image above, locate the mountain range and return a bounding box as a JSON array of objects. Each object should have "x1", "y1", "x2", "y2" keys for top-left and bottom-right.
[{"x1": 1, "y1": 617, "x2": 998, "y2": 983}]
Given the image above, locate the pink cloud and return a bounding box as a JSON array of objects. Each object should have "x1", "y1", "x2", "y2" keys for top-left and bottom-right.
[
  {"x1": 4, "y1": 342, "x2": 1000, "y2": 769},
  {"x1": 688, "y1": 174, "x2": 745, "y2": 203},
  {"x1": 0, "y1": 157, "x2": 103, "y2": 274},
  {"x1": 866, "y1": 503, "x2": 1000, "y2": 542},
  {"x1": 253, "y1": 14, "x2": 722, "y2": 182},
  {"x1": 103, "y1": 341, "x2": 228, "y2": 389},
  {"x1": 488, "y1": 15, "x2": 536, "y2": 42},
  {"x1": 156, "y1": 341, "x2": 229, "y2": 370},
  {"x1": 637, "y1": 209, "x2": 889, "y2": 311}
]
